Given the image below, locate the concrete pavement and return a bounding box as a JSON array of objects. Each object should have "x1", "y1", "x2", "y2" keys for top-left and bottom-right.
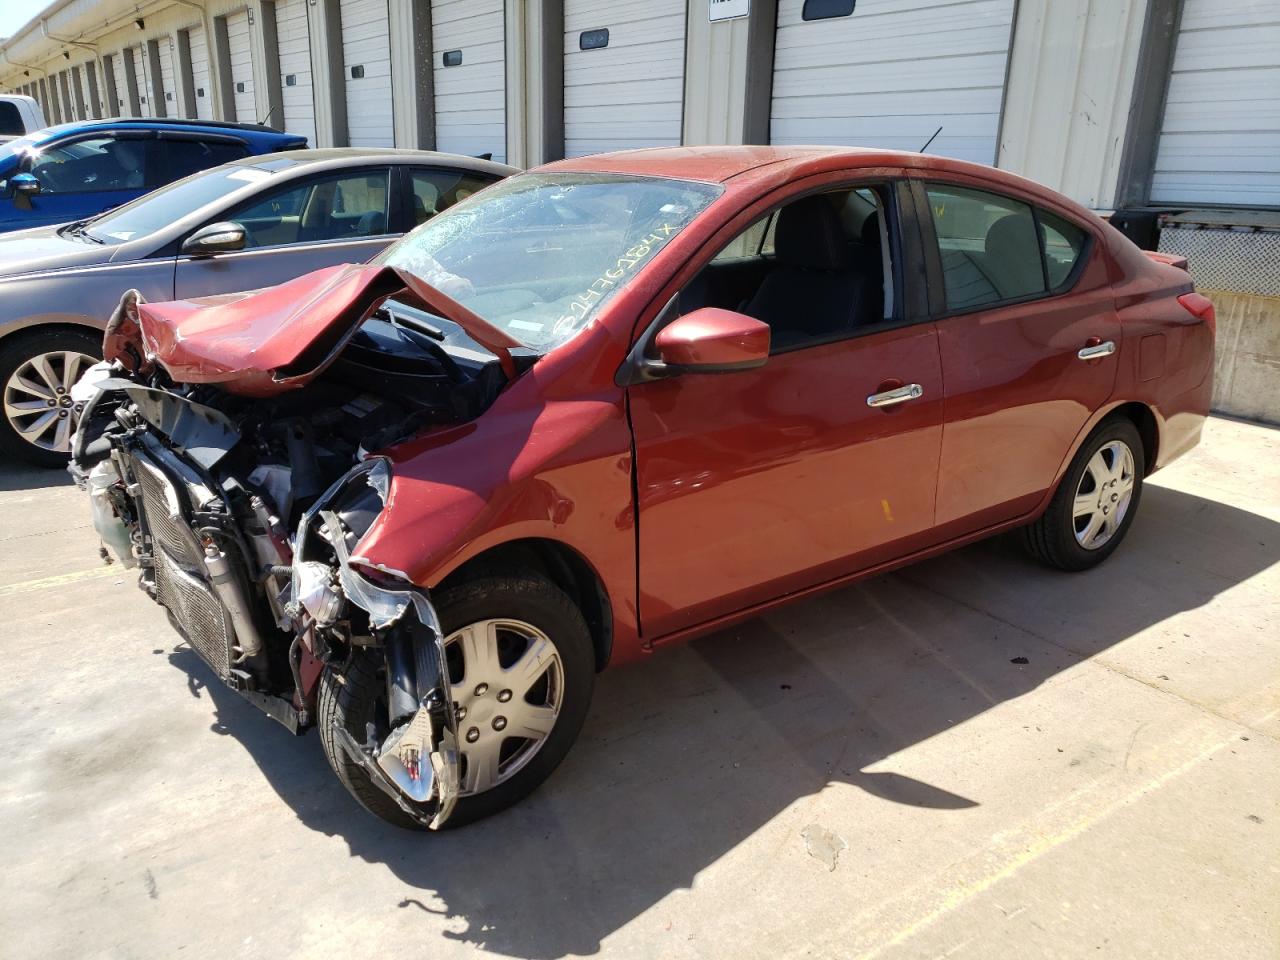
[{"x1": 0, "y1": 416, "x2": 1276, "y2": 960}]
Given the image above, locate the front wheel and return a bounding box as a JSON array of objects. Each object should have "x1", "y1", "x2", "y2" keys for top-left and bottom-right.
[
  {"x1": 0, "y1": 327, "x2": 102, "y2": 467},
  {"x1": 318, "y1": 573, "x2": 596, "y2": 830},
  {"x1": 1022, "y1": 417, "x2": 1144, "y2": 571}
]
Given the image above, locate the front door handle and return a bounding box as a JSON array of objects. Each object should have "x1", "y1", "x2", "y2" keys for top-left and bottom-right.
[
  {"x1": 866, "y1": 383, "x2": 924, "y2": 408},
  {"x1": 1077, "y1": 339, "x2": 1116, "y2": 360}
]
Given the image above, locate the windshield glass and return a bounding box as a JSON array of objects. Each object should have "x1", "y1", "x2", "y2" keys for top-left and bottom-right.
[
  {"x1": 83, "y1": 165, "x2": 272, "y2": 244},
  {"x1": 380, "y1": 173, "x2": 722, "y2": 351}
]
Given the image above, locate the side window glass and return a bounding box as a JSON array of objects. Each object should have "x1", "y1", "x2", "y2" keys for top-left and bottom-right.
[
  {"x1": 1038, "y1": 209, "x2": 1087, "y2": 288},
  {"x1": 925, "y1": 184, "x2": 1045, "y2": 310},
  {"x1": 677, "y1": 183, "x2": 896, "y2": 351},
  {"x1": 153, "y1": 139, "x2": 249, "y2": 186},
  {"x1": 410, "y1": 169, "x2": 497, "y2": 226},
  {"x1": 231, "y1": 170, "x2": 390, "y2": 249},
  {"x1": 0, "y1": 102, "x2": 22, "y2": 136},
  {"x1": 27, "y1": 136, "x2": 146, "y2": 194}
]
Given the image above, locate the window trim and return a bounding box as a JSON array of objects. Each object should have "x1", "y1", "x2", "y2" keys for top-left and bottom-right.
[
  {"x1": 196, "y1": 165, "x2": 396, "y2": 253},
  {"x1": 910, "y1": 177, "x2": 1095, "y2": 321},
  {"x1": 618, "y1": 173, "x2": 924, "y2": 386}
]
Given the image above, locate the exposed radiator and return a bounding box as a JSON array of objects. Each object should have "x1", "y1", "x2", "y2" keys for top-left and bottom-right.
[{"x1": 130, "y1": 453, "x2": 235, "y2": 679}]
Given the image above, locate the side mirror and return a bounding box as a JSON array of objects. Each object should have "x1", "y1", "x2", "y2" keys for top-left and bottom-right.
[
  {"x1": 181, "y1": 221, "x2": 247, "y2": 257},
  {"x1": 653, "y1": 307, "x2": 771, "y2": 373},
  {"x1": 11, "y1": 172, "x2": 40, "y2": 198}
]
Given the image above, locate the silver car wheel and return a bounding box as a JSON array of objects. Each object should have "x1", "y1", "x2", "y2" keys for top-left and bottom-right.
[
  {"x1": 2, "y1": 350, "x2": 96, "y2": 453},
  {"x1": 447, "y1": 618, "x2": 565, "y2": 796},
  {"x1": 1072, "y1": 439, "x2": 1136, "y2": 550}
]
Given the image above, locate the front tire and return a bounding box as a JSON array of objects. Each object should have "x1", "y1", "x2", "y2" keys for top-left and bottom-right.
[
  {"x1": 0, "y1": 327, "x2": 102, "y2": 468},
  {"x1": 318, "y1": 573, "x2": 596, "y2": 830},
  {"x1": 1022, "y1": 416, "x2": 1144, "y2": 571}
]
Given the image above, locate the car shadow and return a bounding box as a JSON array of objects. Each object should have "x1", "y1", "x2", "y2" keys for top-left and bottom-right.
[
  {"x1": 0, "y1": 460, "x2": 73, "y2": 492},
  {"x1": 173, "y1": 482, "x2": 1277, "y2": 958}
]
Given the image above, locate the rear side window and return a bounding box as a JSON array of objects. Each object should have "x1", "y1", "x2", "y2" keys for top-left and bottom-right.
[
  {"x1": 153, "y1": 139, "x2": 250, "y2": 185},
  {"x1": 924, "y1": 183, "x2": 1089, "y2": 312},
  {"x1": 0, "y1": 102, "x2": 23, "y2": 136},
  {"x1": 409, "y1": 169, "x2": 498, "y2": 226},
  {"x1": 1039, "y1": 209, "x2": 1087, "y2": 288}
]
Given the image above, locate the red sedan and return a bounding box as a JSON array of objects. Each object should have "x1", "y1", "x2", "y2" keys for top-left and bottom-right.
[{"x1": 75, "y1": 147, "x2": 1215, "y2": 829}]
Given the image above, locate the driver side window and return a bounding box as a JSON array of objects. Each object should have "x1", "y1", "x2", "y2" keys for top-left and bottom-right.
[
  {"x1": 677, "y1": 183, "x2": 898, "y2": 353},
  {"x1": 230, "y1": 170, "x2": 391, "y2": 249},
  {"x1": 27, "y1": 136, "x2": 145, "y2": 194}
]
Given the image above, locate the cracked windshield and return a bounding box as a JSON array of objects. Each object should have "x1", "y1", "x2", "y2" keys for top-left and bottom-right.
[{"x1": 381, "y1": 173, "x2": 722, "y2": 351}]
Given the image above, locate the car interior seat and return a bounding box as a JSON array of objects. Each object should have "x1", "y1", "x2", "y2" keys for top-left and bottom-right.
[
  {"x1": 742, "y1": 195, "x2": 872, "y2": 349},
  {"x1": 982, "y1": 213, "x2": 1043, "y2": 300}
]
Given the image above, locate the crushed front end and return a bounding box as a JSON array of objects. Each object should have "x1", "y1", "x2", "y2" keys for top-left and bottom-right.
[{"x1": 69, "y1": 272, "x2": 514, "y2": 829}]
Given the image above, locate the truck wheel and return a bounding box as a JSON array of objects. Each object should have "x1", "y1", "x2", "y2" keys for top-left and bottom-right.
[
  {"x1": 319, "y1": 573, "x2": 596, "y2": 830},
  {"x1": 0, "y1": 327, "x2": 102, "y2": 468},
  {"x1": 1022, "y1": 417, "x2": 1145, "y2": 572}
]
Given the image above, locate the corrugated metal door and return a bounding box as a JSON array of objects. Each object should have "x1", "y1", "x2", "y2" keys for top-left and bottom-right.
[
  {"x1": 1151, "y1": 0, "x2": 1280, "y2": 207},
  {"x1": 770, "y1": 0, "x2": 1016, "y2": 164},
  {"x1": 226, "y1": 10, "x2": 257, "y2": 123},
  {"x1": 131, "y1": 46, "x2": 153, "y2": 117},
  {"x1": 431, "y1": 0, "x2": 505, "y2": 161},
  {"x1": 276, "y1": 0, "x2": 316, "y2": 143},
  {"x1": 188, "y1": 26, "x2": 214, "y2": 120},
  {"x1": 340, "y1": 0, "x2": 394, "y2": 146},
  {"x1": 562, "y1": 0, "x2": 685, "y2": 157},
  {"x1": 158, "y1": 39, "x2": 176, "y2": 116}
]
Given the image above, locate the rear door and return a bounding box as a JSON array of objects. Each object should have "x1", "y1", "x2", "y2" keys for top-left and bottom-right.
[
  {"x1": 174, "y1": 166, "x2": 398, "y2": 299},
  {"x1": 913, "y1": 178, "x2": 1118, "y2": 537}
]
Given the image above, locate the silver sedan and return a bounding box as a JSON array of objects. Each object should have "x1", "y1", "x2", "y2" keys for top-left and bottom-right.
[{"x1": 0, "y1": 148, "x2": 516, "y2": 465}]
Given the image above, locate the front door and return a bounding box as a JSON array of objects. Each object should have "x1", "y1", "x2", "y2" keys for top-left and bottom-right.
[
  {"x1": 18, "y1": 134, "x2": 148, "y2": 228},
  {"x1": 628, "y1": 181, "x2": 944, "y2": 639},
  {"x1": 174, "y1": 167, "x2": 397, "y2": 299},
  {"x1": 915, "y1": 179, "x2": 1120, "y2": 536}
]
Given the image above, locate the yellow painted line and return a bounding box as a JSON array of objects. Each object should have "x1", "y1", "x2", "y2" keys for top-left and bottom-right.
[{"x1": 0, "y1": 565, "x2": 123, "y2": 598}]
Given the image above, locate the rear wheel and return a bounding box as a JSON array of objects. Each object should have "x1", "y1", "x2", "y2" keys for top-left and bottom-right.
[
  {"x1": 318, "y1": 573, "x2": 595, "y2": 830},
  {"x1": 0, "y1": 327, "x2": 102, "y2": 468},
  {"x1": 1022, "y1": 417, "x2": 1144, "y2": 571}
]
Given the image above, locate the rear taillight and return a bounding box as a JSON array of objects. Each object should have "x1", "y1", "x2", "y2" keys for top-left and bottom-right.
[{"x1": 1178, "y1": 291, "x2": 1216, "y2": 335}]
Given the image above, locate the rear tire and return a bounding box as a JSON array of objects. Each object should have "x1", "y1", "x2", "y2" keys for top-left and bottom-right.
[
  {"x1": 1022, "y1": 417, "x2": 1144, "y2": 572},
  {"x1": 0, "y1": 327, "x2": 102, "y2": 468},
  {"x1": 318, "y1": 573, "x2": 596, "y2": 830}
]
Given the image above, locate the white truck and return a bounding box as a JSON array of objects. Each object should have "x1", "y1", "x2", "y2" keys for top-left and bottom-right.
[{"x1": 0, "y1": 94, "x2": 47, "y2": 144}]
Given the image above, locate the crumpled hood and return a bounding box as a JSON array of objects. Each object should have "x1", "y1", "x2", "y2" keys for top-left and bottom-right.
[{"x1": 105, "y1": 262, "x2": 520, "y2": 396}]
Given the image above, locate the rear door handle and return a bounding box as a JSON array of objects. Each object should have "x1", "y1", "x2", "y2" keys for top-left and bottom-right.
[
  {"x1": 1077, "y1": 340, "x2": 1116, "y2": 360},
  {"x1": 866, "y1": 383, "x2": 924, "y2": 408}
]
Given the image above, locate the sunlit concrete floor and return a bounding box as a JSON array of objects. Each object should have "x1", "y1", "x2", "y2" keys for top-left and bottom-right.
[{"x1": 0, "y1": 416, "x2": 1276, "y2": 960}]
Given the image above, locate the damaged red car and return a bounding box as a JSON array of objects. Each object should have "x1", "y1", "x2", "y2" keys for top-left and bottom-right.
[{"x1": 70, "y1": 146, "x2": 1215, "y2": 830}]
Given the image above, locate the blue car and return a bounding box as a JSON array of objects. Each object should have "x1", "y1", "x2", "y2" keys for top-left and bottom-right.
[{"x1": 0, "y1": 118, "x2": 306, "y2": 232}]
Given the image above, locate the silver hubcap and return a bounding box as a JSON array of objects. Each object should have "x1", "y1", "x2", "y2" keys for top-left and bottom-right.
[
  {"x1": 1073, "y1": 439, "x2": 1135, "y2": 550},
  {"x1": 447, "y1": 618, "x2": 564, "y2": 796},
  {"x1": 3, "y1": 350, "x2": 95, "y2": 453}
]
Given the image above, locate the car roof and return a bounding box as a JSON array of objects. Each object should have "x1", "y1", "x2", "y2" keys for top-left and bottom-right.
[
  {"x1": 31, "y1": 117, "x2": 303, "y2": 143},
  {"x1": 226, "y1": 147, "x2": 520, "y2": 177},
  {"x1": 538, "y1": 145, "x2": 1094, "y2": 218}
]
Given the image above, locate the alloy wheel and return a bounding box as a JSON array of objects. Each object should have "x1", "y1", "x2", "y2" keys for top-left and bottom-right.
[
  {"x1": 1072, "y1": 439, "x2": 1135, "y2": 550},
  {"x1": 445, "y1": 618, "x2": 565, "y2": 796},
  {"x1": 2, "y1": 350, "x2": 96, "y2": 453}
]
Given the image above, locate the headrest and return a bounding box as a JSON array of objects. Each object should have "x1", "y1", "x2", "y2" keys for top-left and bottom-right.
[
  {"x1": 984, "y1": 213, "x2": 1038, "y2": 261},
  {"x1": 774, "y1": 196, "x2": 851, "y2": 271}
]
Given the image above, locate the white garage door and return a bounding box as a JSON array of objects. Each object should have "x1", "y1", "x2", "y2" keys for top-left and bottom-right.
[
  {"x1": 432, "y1": 0, "x2": 505, "y2": 161},
  {"x1": 563, "y1": 0, "x2": 685, "y2": 158},
  {"x1": 158, "y1": 39, "x2": 176, "y2": 116},
  {"x1": 131, "y1": 46, "x2": 153, "y2": 117},
  {"x1": 188, "y1": 26, "x2": 214, "y2": 120},
  {"x1": 770, "y1": 0, "x2": 1015, "y2": 164},
  {"x1": 340, "y1": 0, "x2": 394, "y2": 147},
  {"x1": 226, "y1": 10, "x2": 257, "y2": 123},
  {"x1": 1151, "y1": 0, "x2": 1280, "y2": 207},
  {"x1": 276, "y1": 0, "x2": 316, "y2": 143}
]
